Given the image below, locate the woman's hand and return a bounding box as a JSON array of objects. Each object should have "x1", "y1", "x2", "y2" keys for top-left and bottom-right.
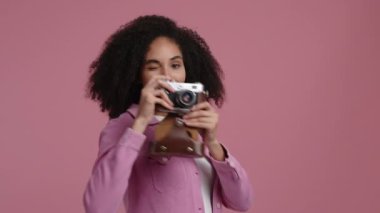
[
  {"x1": 183, "y1": 102, "x2": 225, "y2": 161},
  {"x1": 182, "y1": 102, "x2": 218, "y2": 143},
  {"x1": 132, "y1": 76, "x2": 174, "y2": 133}
]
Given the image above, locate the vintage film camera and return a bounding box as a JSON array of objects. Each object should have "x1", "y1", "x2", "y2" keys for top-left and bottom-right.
[
  {"x1": 151, "y1": 82, "x2": 208, "y2": 157},
  {"x1": 160, "y1": 82, "x2": 207, "y2": 114}
]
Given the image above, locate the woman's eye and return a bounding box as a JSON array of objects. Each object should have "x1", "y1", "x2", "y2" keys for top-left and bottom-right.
[
  {"x1": 147, "y1": 67, "x2": 158, "y2": 70},
  {"x1": 172, "y1": 64, "x2": 181, "y2": 69}
]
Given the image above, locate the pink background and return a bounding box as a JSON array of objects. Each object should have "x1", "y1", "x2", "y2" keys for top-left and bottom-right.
[{"x1": 1, "y1": 0, "x2": 379, "y2": 213}]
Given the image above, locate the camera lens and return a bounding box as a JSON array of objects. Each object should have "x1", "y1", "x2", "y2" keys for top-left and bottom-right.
[{"x1": 176, "y1": 90, "x2": 196, "y2": 108}]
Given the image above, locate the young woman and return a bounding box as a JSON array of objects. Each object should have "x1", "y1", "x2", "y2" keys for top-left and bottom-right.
[{"x1": 83, "y1": 15, "x2": 253, "y2": 213}]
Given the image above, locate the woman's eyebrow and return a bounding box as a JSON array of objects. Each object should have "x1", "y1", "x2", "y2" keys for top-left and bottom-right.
[
  {"x1": 144, "y1": 59, "x2": 160, "y2": 65},
  {"x1": 170, "y1": 56, "x2": 183, "y2": 61}
]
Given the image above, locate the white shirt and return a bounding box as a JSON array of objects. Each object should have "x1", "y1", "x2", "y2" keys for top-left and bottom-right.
[{"x1": 194, "y1": 157, "x2": 214, "y2": 213}]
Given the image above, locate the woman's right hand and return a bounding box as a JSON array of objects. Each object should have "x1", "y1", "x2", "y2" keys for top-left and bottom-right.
[{"x1": 132, "y1": 75, "x2": 174, "y2": 133}]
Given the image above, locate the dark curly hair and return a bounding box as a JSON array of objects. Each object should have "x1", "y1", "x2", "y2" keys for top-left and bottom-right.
[{"x1": 86, "y1": 15, "x2": 225, "y2": 119}]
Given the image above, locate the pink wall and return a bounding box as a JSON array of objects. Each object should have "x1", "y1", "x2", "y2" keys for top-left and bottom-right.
[{"x1": 1, "y1": 1, "x2": 379, "y2": 213}]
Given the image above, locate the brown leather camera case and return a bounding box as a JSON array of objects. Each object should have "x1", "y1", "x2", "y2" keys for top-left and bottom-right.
[{"x1": 150, "y1": 113, "x2": 204, "y2": 157}]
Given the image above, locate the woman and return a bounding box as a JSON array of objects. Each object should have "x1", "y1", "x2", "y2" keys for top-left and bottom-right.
[{"x1": 83, "y1": 15, "x2": 253, "y2": 213}]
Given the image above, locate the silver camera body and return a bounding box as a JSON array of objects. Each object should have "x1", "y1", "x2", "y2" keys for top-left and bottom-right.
[{"x1": 163, "y1": 82, "x2": 206, "y2": 114}]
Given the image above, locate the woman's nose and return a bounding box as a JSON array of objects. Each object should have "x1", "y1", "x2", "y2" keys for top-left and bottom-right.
[{"x1": 160, "y1": 66, "x2": 171, "y2": 77}]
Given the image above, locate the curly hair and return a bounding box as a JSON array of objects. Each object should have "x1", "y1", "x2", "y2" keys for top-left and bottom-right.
[{"x1": 86, "y1": 15, "x2": 225, "y2": 119}]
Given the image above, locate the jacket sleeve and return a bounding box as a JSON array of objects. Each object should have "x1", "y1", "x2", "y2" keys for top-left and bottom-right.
[
  {"x1": 82, "y1": 117, "x2": 146, "y2": 213},
  {"x1": 208, "y1": 147, "x2": 254, "y2": 212}
]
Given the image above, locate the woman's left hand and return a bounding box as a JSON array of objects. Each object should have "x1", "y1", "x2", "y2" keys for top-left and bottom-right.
[
  {"x1": 182, "y1": 101, "x2": 218, "y2": 143},
  {"x1": 183, "y1": 102, "x2": 225, "y2": 161}
]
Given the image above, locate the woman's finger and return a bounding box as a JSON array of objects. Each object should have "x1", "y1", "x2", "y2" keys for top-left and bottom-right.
[
  {"x1": 184, "y1": 120, "x2": 211, "y2": 129},
  {"x1": 183, "y1": 110, "x2": 212, "y2": 119},
  {"x1": 154, "y1": 97, "x2": 174, "y2": 110},
  {"x1": 146, "y1": 75, "x2": 172, "y2": 89},
  {"x1": 157, "y1": 80, "x2": 175, "y2": 93},
  {"x1": 184, "y1": 116, "x2": 213, "y2": 123},
  {"x1": 153, "y1": 89, "x2": 173, "y2": 106},
  {"x1": 191, "y1": 101, "x2": 212, "y2": 111}
]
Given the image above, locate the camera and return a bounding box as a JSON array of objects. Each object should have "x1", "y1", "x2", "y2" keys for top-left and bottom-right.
[
  {"x1": 151, "y1": 82, "x2": 207, "y2": 157},
  {"x1": 164, "y1": 82, "x2": 207, "y2": 113}
]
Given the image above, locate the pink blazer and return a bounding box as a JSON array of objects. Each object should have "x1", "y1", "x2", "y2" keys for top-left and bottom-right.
[{"x1": 83, "y1": 104, "x2": 253, "y2": 213}]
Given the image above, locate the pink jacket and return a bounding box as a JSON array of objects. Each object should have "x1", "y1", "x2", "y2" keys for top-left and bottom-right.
[{"x1": 83, "y1": 104, "x2": 253, "y2": 213}]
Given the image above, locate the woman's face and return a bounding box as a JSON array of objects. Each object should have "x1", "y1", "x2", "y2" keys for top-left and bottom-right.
[{"x1": 141, "y1": 36, "x2": 186, "y2": 85}]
